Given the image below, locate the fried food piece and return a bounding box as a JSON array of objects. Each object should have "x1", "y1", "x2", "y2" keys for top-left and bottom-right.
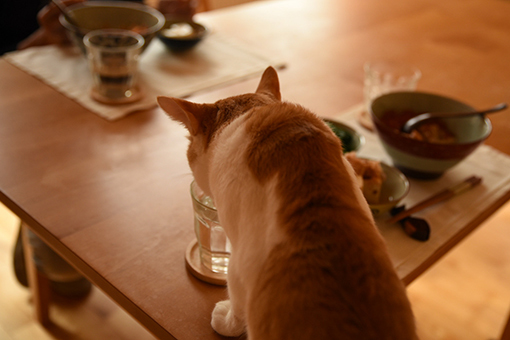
[{"x1": 345, "y1": 153, "x2": 386, "y2": 204}]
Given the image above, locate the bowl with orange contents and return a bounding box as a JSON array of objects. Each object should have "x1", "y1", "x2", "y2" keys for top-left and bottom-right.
[{"x1": 370, "y1": 91, "x2": 492, "y2": 179}]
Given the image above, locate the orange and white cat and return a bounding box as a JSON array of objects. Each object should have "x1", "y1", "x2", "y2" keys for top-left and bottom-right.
[{"x1": 158, "y1": 67, "x2": 418, "y2": 340}]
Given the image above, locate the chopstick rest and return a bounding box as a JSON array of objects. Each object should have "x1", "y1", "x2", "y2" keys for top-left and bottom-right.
[
  {"x1": 390, "y1": 205, "x2": 431, "y2": 241},
  {"x1": 401, "y1": 217, "x2": 430, "y2": 241}
]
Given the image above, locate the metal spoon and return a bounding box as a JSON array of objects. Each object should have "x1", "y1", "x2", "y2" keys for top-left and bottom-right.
[{"x1": 401, "y1": 102, "x2": 507, "y2": 133}]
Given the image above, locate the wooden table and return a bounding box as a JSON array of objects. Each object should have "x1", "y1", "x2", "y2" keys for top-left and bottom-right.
[{"x1": 2, "y1": 0, "x2": 510, "y2": 339}]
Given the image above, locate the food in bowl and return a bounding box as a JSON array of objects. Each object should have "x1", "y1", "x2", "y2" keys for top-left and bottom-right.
[
  {"x1": 60, "y1": 1, "x2": 165, "y2": 54},
  {"x1": 345, "y1": 153, "x2": 386, "y2": 204},
  {"x1": 345, "y1": 153, "x2": 409, "y2": 216},
  {"x1": 381, "y1": 110, "x2": 457, "y2": 144},
  {"x1": 370, "y1": 91, "x2": 492, "y2": 179},
  {"x1": 161, "y1": 22, "x2": 195, "y2": 38},
  {"x1": 158, "y1": 20, "x2": 208, "y2": 52},
  {"x1": 407, "y1": 120, "x2": 456, "y2": 144},
  {"x1": 324, "y1": 119, "x2": 365, "y2": 153}
]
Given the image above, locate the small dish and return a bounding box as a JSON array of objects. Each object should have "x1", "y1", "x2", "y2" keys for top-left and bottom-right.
[
  {"x1": 158, "y1": 20, "x2": 208, "y2": 52},
  {"x1": 324, "y1": 118, "x2": 365, "y2": 153},
  {"x1": 368, "y1": 162, "x2": 410, "y2": 217}
]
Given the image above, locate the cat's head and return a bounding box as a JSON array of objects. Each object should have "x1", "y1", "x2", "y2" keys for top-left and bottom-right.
[{"x1": 157, "y1": 66, "x2": 281, "y2": 195}]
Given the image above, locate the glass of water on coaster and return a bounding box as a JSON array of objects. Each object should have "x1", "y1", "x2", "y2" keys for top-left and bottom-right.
[
  {"x1": 84, "y1": 29, "x2": 145, "y2": 105},
  {"x1": 190, "y1": 181, "x2": 231, "y2": 275}
]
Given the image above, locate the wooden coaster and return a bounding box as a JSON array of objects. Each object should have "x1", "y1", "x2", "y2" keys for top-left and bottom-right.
[
  {"x1": 90, "y1": 87, "x2": 144, "y2": 105},
  {"x1": 185, "y1": 239, "x2": 227, "y2": 286},
  {"x1": 357, "y1": 109, "x2": 375, "y2": 132}
]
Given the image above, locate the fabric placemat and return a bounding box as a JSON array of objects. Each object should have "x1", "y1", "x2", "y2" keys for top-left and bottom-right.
[
  {"x1": 4, "y1": 33, "x2": 285, "y2": 121},
  {"x1": 329, "y1": 104, "x2": 510, "y2": 279}
]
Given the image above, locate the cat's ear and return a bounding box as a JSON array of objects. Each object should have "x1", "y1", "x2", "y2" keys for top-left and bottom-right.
[
  {"x1": 256, "y1": 66, "x2": 281, "y2": 101},
  {"x1": 157, "y1": 96, "x2": 210, "y2": 135}
]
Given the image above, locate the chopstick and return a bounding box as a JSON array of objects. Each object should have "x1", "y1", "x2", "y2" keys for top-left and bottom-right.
[
  {"x1": 386, "y1": 175, "x2": 483, "y2": 224},
  {"x1": 51, "y1": 0, "x2": 83, "y2": 33}
]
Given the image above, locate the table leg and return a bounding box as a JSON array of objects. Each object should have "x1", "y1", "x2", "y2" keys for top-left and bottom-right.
[
  {"x1": 21, "y1": 222, "x2": 52, "y2": 326},
  {"x1": 501, "y1": 309, "x2": 510, "y2": 340}
]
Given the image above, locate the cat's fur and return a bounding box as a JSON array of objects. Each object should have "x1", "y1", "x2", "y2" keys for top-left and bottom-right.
[{"x1": 158, "y1": 67, "x2": 418, "y2": 340}]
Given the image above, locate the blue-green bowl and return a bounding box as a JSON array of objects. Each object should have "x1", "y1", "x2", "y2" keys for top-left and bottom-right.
[{"x1": 324, "y1": 119, "x2": 365, "y2": 153}]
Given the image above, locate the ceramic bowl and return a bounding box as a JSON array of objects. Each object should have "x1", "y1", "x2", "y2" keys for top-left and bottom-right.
[
  {"x1": 324, "y1": 119, "x2": 365, "y2": 153},
  {"x1": 370, "y1": 91, "x2": 492, "y2": 179},
  {"x1": 369, "y1": 162, "x2": 410, "y2": 217},
  {"x1": 158, "y1": 20, "x2": 207, "y2": 52},
  {"x1": 60, "y1": 1, "x2": 165, "y2": 54}
]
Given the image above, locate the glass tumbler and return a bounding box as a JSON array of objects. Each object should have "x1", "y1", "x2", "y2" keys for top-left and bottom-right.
[
  {"x1": 190, "y1": 181, "x2": 231, "y2": 274},
  {"x1": 363, "y1": 60, "x2": 421, "y2": 113},
  {"x1": 84, "y1": 29, "x2": 145, "y2": 105}
]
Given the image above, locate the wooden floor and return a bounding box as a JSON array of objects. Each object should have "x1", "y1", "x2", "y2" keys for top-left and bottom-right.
[{"x1": 1, "y1": 200, "x2": 509, "y2": 340}]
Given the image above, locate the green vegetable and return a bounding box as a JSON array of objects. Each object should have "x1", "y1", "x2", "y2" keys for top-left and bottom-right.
[{"x1": 326, "y1": 121, "x2": 355, "y2": 152}]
